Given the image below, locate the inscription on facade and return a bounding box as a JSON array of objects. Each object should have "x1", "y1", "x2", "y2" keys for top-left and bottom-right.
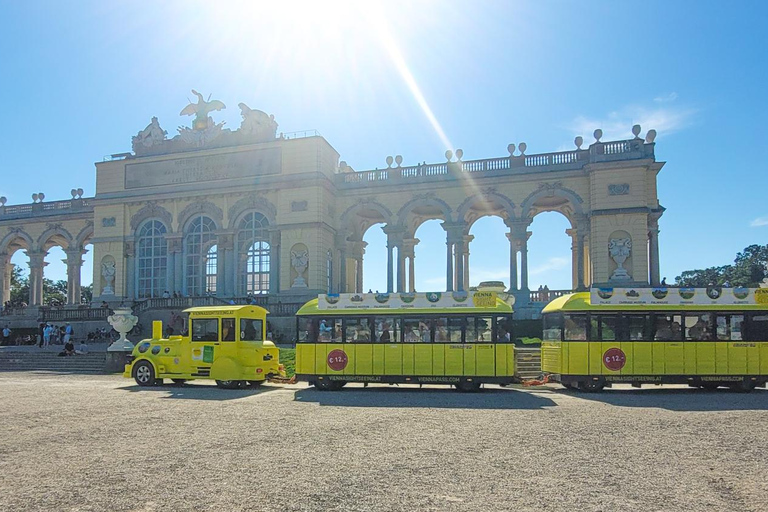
[
  {"x1": 125, "y1": 147, "x2": 281, "y2": 189},
  {"x1": 608, "y1": 183, "x2": 630, "y2": 195},
  {"x1": 102, "y1": 217, "x2": 116, "y2": 227}
]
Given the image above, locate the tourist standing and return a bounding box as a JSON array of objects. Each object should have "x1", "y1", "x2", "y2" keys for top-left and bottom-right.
[
  {"x1": 38, "y1": 322, "x2": 45, "y2": 348},
  {"x1": 2, "y1": 325, "x2": 11, "y2": 346},
  {"x1": 64, "y1": 322, "x2": 74, "y2": 343},
  {"x1": 43, "y1": 324, "x2": 52, "y2": 347}
]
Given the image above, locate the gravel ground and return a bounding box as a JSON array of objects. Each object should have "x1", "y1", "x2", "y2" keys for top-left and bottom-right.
[{"x1": 0, "y1": 373, "x2": 767, "y2": 512}]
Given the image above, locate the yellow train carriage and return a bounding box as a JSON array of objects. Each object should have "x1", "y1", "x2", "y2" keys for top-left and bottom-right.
[
  {"x1": 541, "y1": 290, "x2": 768, "y2": 392},
  {"x1": 123, "y1": 305, "x2": 284, "y2": 389},
  {"x1": 295, "y1": 291, "x2": 520, "y2": 392}
]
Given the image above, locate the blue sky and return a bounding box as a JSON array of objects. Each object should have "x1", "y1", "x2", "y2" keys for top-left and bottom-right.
[{"x1": 1, "y1": 1, "x2": 767, "y2": 291}]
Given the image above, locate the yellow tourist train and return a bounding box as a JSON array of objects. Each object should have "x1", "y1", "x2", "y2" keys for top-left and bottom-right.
[
  {"x1": 293, "y1": 291, "x2": 537, "y2": 392},
  {"x1": 124, "y1": 305, "x2": 284, "y2": 389},
  {"x1": 541, "y1": 288, "x2": 768, "y2": 392}
]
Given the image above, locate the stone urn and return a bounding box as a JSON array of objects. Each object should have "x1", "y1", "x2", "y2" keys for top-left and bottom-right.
[{"x1": 107, "y1": 308, "x2": 139, "y2": 352}]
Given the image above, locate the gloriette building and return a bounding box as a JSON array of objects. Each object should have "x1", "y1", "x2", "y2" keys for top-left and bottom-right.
[{"x1": 0, "y1": 92, "x2": 665, "y2": 330}]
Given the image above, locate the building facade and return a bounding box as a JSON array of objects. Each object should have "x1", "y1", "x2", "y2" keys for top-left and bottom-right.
[{"x1": 0, "y1": 94, "x2": 665, "y2": 318}]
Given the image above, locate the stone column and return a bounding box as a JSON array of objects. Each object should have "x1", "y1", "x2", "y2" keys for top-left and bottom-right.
[
  {"x1": 648, "y1": 222, "x2": 660, "y2": 286},
  {"x1": 386, "y1": 244, "x2": 393, "y2": 293},
  {"x1": 462, "y1": 235, "x2": 473, "y2": 291},
  {"x1": 401, "y1": 238, "x2": 418, "y2": 293},
  {"x1": 505, "y1": 232, "x2": 518, "y2": 291},
  {"x1": 216, "y1": 233, "x2": 234, "y2": 297},
  {"x1": 0, "y1": 253, "x2": 10, "y2": 305},
  {"x1": 269, "y1": 229, "x2": 281, "y2": 295},
  {"x1": 348, "y1": 240, "x2": 366, "y2": 293},
  {"x1": 445, "y1": 241, "x2": 454, "y2": 292},
  {"x1": 509, "y1": 221, "x2": 531, "y2": 291},
  {"x1": 166, "y1": 235, "x2": 183, "y2": 296},
  {"x1": 454, "y1": 240, "x2": 465, "y2": 292},
  {"x1": 574, "y1": 215, "x2": 589, "y2": 291},
  {"x1": 28, "y1": 252, "x2": 47, "y2": 306},
  {"x1": 335, "y1": 233, "x2": 349, "y2": 293},
  {"x1": 65, "y1": 248, "x2": 85, "y2": 305},
  {"x1": 124, "y1": 242, "x2": 136, "y2": 300},
  {"x1": 383, "y1": 226, "x2": 405, "y2": 294}
]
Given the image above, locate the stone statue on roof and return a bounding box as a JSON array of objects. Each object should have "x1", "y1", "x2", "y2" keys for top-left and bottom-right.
[{"x1": 180, "y1": 89, "x2": 226, "y2": 131}]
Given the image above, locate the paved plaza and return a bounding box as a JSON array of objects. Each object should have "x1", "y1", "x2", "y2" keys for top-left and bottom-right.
[{"x1": 1, "y1": 373, "x2": 766, "y2": 511}]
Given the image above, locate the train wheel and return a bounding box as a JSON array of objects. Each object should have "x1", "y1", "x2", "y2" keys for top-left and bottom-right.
[
  {"x1": 247, "y1": 380, "x2": 264, "y2": 388},
  {"x1": 328, "y1": 381, "x2": 346, "y2": 391},
  {"x1": 578, "y1": 378, "x2": 605, "y2": 393},
  {"x1": 313, "y1": 379, "x2": 333, "y2": 391},
  {"x1": 171, "y1": 379, "x2": 187, "y2": 386},
  {"x1": 133, "y1": 361, "x2": 155, "y2": 387},
  {"x1": 215, "y1": 380, "x2": 241, "y2": 389},
  {"x1": 456, "y1": 380, "x2": 482, "y2": 393},
  {"x1": 731, "y1": 378, "x2": 756, "y2": 393}
]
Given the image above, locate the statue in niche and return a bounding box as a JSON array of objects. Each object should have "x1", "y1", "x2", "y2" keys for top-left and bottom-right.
[
  {"x1": 291, "y1": 250, "x2": 309, "y2": 288},
  {"x1": 238, "y1": 103, "x2": 278, "y2": 141},
  {"x1": 608, "y1": 238, "x2": 632, "y2": 281},
  {"x1": 132, "y1": 117, "x2": 167, "y2": 151},
  {"x1": 101, "y1": 260, "x2": 116, "y2": 295}
]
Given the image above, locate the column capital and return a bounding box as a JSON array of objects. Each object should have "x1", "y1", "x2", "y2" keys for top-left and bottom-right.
[
  {"x1": 268, "y1": 228, "x2": 282, "y2": 247},
  {"x1": 27, "y1": 251, "x2": 48, "y2": 268},
  {"x1": 441, "y1": 221, "x2": 466, "y2": 243},
  {"x1": 401, "y1": 237, "x2": 419, "y2": 258},
  {"x1": 507, "y1": 219, "x2": 532, "y2": 238},
  {"x1": 166, "y1": 234, "x2": 183, "y2": 253},
  {"x1": 216, "y1": 231, "x2": 236, "y2": 251},
  {"x1": 382, "y1": 224, "x2": 406, "y2": 248}
]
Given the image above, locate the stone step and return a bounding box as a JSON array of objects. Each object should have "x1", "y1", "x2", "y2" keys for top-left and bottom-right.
[{"x1": 0, "y1": 351, "x2": 111, "y2": 374}]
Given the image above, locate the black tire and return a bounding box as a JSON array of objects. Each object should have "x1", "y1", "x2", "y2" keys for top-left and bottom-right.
[
  {"x1": 456, "y1": 380, "x2": 482, "y2": 393},
  {"x1": 215, "y1": 380, "x2": 242, "y2": 389},
  {"x1": 578, "y1": 378, "x2": 606, "y2": 393},
  {"x1": 247, "y1": 380, "x2": 264, "y2": 388},
  {"x1": 731, "y1": 378, "x2": 756, "y2": 393},
  {"x1": 313, "y1": 379, "x2": 333, "y2": 391},
  {"x1": 329, "y1": 381, "x2": 345, "y2": 391},
  {"x1": 171, "y1": 379, "x2": 187, "y2": 386},
  {"x1": 133, "y1": 361, "x2": 156, "y2": 387}
]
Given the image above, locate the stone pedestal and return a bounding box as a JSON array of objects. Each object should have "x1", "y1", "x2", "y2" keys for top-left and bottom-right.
[{"x1": 105, "y1": 350, "x2": 131, "y2": 373}]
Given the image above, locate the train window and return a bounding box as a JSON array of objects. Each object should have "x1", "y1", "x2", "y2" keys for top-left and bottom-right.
[
  {"x1": 542, "y1": 314, "x2": 562, "y2": 341},
  {"x1": 684, "y1": 313, "x2": 712, "y2": 341},
  {"x1": 405, "y1": 318, "x2": 431, "y2": 342},
  {"x1": 318, "y1": 318, "x2": 342, "y2": 342},
  {"x1": 345, "y1": 318, "x2": 371, "y2": 342},
  {"x1": 715, "y1": 315, "x2": 743, "y2": 341},
  {"x1": 591, "y1": 315, "x2": 620, "y2": 341},
  {"x1": 375, "y1": 317, "x2": 399, "y2": 343},
  {"x1": 191, "y1": 318, "x2": 219, "y2": 342},
  {"x1": 747, "y1": 314, "x2": 768, "y2": 341},
  {"x1": 448, "y1": 318, "x2": 464, "y2": 343},
  {"x1": 240, "y1": 318, "x2": 262, "y2": 341},
  {"x1": 434, "y1": 318, "x2": 450, "y2": 342},
  {"x1": 221, "y1": 318, "x2": 236, "y2": 341},
  {"x1": 298, "y1": 318, "x2": 316, "y2": 343},
  {"x1": 652, "y1": 314, "x2": 682, "y2": 341},
  {"x1": 626, "y1": 315, "x2": 647, "y2": 341},
  {"x1": 475, "y1": 317, "x2": 493, "y2": 342},
  {"x1": 563, "y1": 315, "x2": 587, "y2": 340},
  {"x1": 496, "y1": 316, "x2": 514, "y2": 343}
]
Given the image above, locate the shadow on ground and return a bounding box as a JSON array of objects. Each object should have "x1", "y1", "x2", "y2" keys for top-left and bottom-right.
[
  {"x1": 119, "y1": 382, "x2": 284, "y2": 401},
  {"x1": 558, "y1": 386, "x2": 768, "y2": 412},
  {"x1": 293, "y1": 385, "x2": 557, "y2": 410}
]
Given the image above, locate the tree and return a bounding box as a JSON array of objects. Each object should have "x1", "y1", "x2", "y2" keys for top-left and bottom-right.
[
  {"x1": 8, "y1": 264, "x2": 70, "y2": 306},
  {"x1": 675, "y1": 244, "x2": 768, "y2": 287}
]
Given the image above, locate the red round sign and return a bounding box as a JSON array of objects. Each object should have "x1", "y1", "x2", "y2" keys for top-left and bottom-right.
[
  {"x1": 603, "y1": 348, "x2": 626, "y2": 371},
  {"x1": 327, "y1": 349, "x2": 348, "y2": 371}
]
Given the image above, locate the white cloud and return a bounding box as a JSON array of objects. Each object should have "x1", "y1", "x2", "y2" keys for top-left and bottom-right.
[
  {"x1": 751, "y1": 217, "x2": 768, "y2": 227},
  {"x1": 566, "y1": 101, "x2": 697, "y2": 142},
  {"x1": 654, "y1": 92, "x2": 678, "y2": 103},
  {"x1": 529, "y1": 257, "x2": 569, "y2": 276}
]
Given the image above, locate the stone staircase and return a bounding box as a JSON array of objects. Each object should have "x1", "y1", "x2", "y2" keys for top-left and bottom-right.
[{"x1": 0, "y1": 351, "x2": 109, "y2": 374}]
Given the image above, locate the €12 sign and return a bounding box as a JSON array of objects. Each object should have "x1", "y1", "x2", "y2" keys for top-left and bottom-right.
[
  {"x1": 603, "y1": 348, "x2": 626, "y2": 371},
  {"x1": 327, "y1": 349, "x2": 348, "y2": 371}
]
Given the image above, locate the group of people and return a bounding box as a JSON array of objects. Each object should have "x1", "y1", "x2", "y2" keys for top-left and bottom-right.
[{"x1": 37, "y1": 322, "x2": 75, "y2": 348}]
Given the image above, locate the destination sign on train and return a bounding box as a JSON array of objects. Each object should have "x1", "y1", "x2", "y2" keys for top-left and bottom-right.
[
  {"x1": 318, "y1": 291, "x2": 507, "y2": 310},
  {"x1": 591, "y1": 287, "x2": 768, "y2": 305}
]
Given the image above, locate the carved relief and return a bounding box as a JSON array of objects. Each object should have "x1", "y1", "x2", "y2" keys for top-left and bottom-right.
[
  {"x1": 227, "y1": 195, "x2": 277, "y2": 227},
  {"x1": 609, "y1": 237, "x2": 632, "y2": 281},
  {"x1": 608, "y1": 184, "x2": 630, "y2": 195},
  {"x1": 102, "y1": 217, "x2": 116, "y2": 227},
  {"x1": 130, "y1": 201, "x2": 173, "y2": 232},
  {"x1": 290, "y1": 244, "x2": 309, "y2": 288},
  {"x1": 291, "y1": 200, "x2": 308, "y2": 212}
]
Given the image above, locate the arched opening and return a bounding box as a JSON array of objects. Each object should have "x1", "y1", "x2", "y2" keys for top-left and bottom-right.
[
  {"x1": 413, "y1": 219, "x2": 448, "y2": 293},
  {"x1": 44, "y1": 246, "x2": 68, "y2": 306},
  {"x1": 467, "y1": 216, "x2": 509, "y2": 289},
  {"x1": 361, "y1": 222, "x2": 386, "y2": 293},
  {"x1": 184, "y1": 215, "x2": 217, "y2": 296},
  {"x1": 81, "y1": 243, "x2": 93, "y2": 304},
  {"x1": 136, "y1": 219, "x2": 168, "y2": 299},
  {"x1": 8, "y1": 250, "x2": 29, "y2": 307},
  {"x1": 244, "y1": 240, "x2": 270, "y2": 295},
  {"x1": 527, "y1": 212, "x2": 573, "y2": 292},
  {"x1": 237, "y1": 211, "x2": 270, "y2": 295}
]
